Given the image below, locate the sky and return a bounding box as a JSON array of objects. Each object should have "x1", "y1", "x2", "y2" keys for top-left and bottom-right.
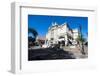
[{"x1": 28, "y1": 15, "x2": 88, "y2": 39}]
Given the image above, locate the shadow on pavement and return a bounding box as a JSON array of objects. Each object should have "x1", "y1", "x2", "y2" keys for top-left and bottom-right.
[{"x1": 28, "y1": 48, "x2": 75, "y2": 61}]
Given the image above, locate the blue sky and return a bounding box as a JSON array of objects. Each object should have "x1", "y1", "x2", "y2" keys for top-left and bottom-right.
[{"x1": 28, "y1": 15, "x2": 88, "y2": 39}]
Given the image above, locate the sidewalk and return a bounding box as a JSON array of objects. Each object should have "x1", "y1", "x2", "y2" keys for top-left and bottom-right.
[{"x1": 63, "y1": 46, "x2": 88, "y2": 59}]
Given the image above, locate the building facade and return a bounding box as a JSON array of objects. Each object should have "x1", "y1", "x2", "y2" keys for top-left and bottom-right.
[{"x1": 46, "y1": 22, "x2": 79, "y2": 47}]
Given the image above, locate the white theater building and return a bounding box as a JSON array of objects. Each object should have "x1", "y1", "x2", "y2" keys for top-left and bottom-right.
[{"x1": 46, "y1": 22, "x2": 79, "y2": 47}]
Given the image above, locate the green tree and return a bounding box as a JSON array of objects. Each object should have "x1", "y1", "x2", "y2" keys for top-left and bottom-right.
[
  {"x1": 76, "y1": 35, "x2": 86, "y2": 55},
  {"x1": 28, "y1": 28, "x2": 38, "y2": 41},
  {"x1": 77, "y1": 25, "x2": 86, "y2": 55},
  {"x1": 77, "y1": 34, "x2": 85, "y2": 43}
]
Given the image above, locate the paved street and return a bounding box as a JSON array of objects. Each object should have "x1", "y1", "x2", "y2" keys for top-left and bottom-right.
[
  {"x1": 28, "y1": 48, "x2": 75, "y2": 61},
  {"x1": 28, "y1": 45, "x2": 88, "y2": 61},
  {"x1": 63, "y1": 46, "x2": 88, "y2": 58}
]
